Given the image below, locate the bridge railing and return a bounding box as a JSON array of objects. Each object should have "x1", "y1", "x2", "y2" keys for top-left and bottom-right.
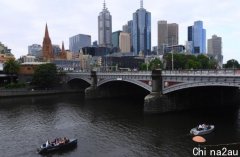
[
  {"x1": 98, "y1": 71, "x2": 151, "y2": 75},
  {"x1": 163, "y1": 69, "x2": 240, "y2": 76}
]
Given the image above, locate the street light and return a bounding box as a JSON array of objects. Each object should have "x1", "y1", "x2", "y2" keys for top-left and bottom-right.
[{"x1": 171, "y1": 37, "x2": 174, "y2": 71}]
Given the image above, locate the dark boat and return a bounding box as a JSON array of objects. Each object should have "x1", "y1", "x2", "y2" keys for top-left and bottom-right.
[{"x1": 37, "y1": 138, "x2": 77, "y2": 154}]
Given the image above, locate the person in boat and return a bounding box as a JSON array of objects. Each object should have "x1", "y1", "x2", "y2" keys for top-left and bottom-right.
[
  {"x1": 198, "y1": 124, "x2": 203, "y2": 130},
  {"x1": 46, "y1": 140, "x2": 50, "y2": 147},
  {"x1": 198, "y1": 124, "x2": 209, "y2": 130}
]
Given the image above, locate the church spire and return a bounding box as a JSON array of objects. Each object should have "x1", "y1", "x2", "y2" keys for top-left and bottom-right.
[
  {"x1": 44, "y1": 23, "x2": 50, "y2": 38},
  {"x1": 61, "y1": 41, "x2": 67, "y2": 59},
  {"x1": 62, "y1": 41, "x2": 65, "y2": 52},
  {"x1": 42, "y1": 23, "x2": 53, "y2": 61}
]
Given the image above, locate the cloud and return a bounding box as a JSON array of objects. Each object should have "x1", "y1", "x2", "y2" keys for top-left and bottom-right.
[{"x1": 0, "y1": 0, "x2": 239, "y2": 62}]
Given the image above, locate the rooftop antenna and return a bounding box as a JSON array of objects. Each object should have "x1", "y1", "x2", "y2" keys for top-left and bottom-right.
[
  {"x1": 140, "y1": 0, "x2": 143, "y2": 8},
  {"x1": 103, "y1": 0, "x2": 106, "y2": 9}
]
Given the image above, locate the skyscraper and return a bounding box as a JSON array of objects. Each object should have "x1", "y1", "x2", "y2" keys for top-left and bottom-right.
[
  {"x1": 208, "y1": 35, "x2": 223, "y2": 67},
  {"x1": 168, "y1": 23, "x2": 178, "y2": 46},
  {"x1": 122, "y1": 20, "x2": 133, "y2": 51},
  {"x1": 112, "y1": 31, "x2": 122, "y2": 49},
  {"x1": 119, "y1": 32, "x2": 131, "y2": 52},
  {"x1": 28, "y1": 44, "x2": 42, "y2": 57},
  {"x1": 132, "y1": 0, "x2": 151, "y2": 56},
  {"x1": 42, "y1": 24, "x2": 53, "y2": 61},
  {"x1": 157, "y1": 21, "x2": 178, "y2": 55},
  {"x1": 98, "y1": 0, "x2": 112, "y2": 48},
  {"x1": 158, "y1": 21, "x2": 168, "y2": 55},
  {"x1": 188, "y1": 21, "x2": 206, "y2": 54},
  {"x1": 69, "y1": 34, "x2": 91, "y2": 53}
]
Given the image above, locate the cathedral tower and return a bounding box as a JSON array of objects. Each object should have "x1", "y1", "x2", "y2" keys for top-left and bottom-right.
[{"x1": 42, "y1": 24, "x2": 53, "y2": 61}]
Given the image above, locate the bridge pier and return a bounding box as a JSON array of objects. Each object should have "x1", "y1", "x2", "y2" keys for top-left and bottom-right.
[
  {"x1": 144, "y1": 70, "x2": 173, "y2": 113},
  {"x1": 85, "y1": 71, "x2": 100, "y2": 99}
]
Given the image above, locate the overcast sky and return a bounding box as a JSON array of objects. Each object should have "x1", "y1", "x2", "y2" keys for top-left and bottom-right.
[{"x1": 0, "y1": 0, "x2": 239, "y2": 62}]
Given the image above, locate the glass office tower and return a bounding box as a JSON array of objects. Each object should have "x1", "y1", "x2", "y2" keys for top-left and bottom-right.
[
  {"x1": 132, "y1": 0, "x2": 151, "y2": 56},
  {"x1": 188, "y1": 21, "x2": 206, "y2": 54}
]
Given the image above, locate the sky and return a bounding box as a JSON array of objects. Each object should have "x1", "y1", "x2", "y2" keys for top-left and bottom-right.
[{"x1": 0, "y1": 0, "x2": 239, "y2": 63}]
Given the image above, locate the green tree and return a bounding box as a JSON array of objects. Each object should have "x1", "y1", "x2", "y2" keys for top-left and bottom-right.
[
  {"x1": 3, "y1": 59, "x2": 20, "y2": 83},
  {"x1": 197, "y1": 54, "x2": 210, "y2": 69},
  {"x1": 185, "y1": 59, "x2": 201, "y2": 69},
  {"x1": 149, "y1": 58, "x2": 163, "y2": 70},
  {"x1": 224, "y1": 59, "x2": 240, "y2": 69},
  {"x1": 139, "y1": 63, "x2": 148, "y2": 71},
  {"x1": 173, "y1": 53, "x2": 187, "y2": 69},
  {"x1": 32, "y1": 63, "x2": 59, "y2": 89}
]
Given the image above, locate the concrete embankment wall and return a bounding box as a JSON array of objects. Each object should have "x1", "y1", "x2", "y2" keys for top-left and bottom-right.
[{"x1": 0, "y1": 89, "x2": 83, "y2": 98}]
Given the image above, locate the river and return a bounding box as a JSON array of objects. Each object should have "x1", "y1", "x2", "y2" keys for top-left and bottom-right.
[{"x1": 0, "y1": 94, "x2": 240, "y2": 157}]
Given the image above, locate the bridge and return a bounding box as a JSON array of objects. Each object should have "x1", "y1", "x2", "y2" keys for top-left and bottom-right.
[
  {"x1": 66, "y1": 69, "x2": 240, "y2": 94},
  {"x1": 65, "y1": 69, "x2": 240, "y2": 113}
]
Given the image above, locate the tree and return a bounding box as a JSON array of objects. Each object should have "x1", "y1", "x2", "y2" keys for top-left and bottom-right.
[
  {"x1": 224, "y1": 59, "x2": 240, "y2": 69},
  {"x1": 197, "y1": 54, "x2": 210, "y2": 69},
  {"x1": 32, "y1": 63, "x2": 59, "y2": 89},
  {"x1": 149, "y1": 58, "x2": 163, "y2": 70},
  {"x1": 139, "y1": 63, "x2": 148, "y2": 71},
  {"x1": 185, "y1": 59, "x2": 201, "y2": 69},
  {"x1": 139, "y1": 58, "x2": 163, "y2": 71},
  {"x1": 3, "y1": 59, "x2": 20, "y2": 83},
  {"x1": 163, "y1": 53, "x2": 218, "y2": 70}
]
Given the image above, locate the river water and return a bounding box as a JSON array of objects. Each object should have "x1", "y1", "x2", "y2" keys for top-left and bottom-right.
[{"x1": 0, "y1": 94, "x2": 240, "y2": 157}]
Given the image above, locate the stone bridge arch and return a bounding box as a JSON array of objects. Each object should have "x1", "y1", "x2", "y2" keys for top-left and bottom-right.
[
  {"x1": 67, "y1": 77, "x2": 91, "y2": 85},
  {"x1": 163, "y1": 82, "x2": 240, "y2": 94},
  {"x1": 66, "y1": 77, "x2": 91, "y2": 89},
  {"x1": 97, "y1": 78, "x2": 152, "y2": 92}
]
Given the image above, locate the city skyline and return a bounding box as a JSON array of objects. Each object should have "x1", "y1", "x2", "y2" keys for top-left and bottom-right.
[{"x1": 0, "y1": 0, "x2": 239, "y2": 62}]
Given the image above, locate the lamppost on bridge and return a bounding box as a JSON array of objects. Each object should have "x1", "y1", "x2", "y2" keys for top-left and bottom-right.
[{"x1": 171, "y1": 37, "x2": 174, "y2": 71}]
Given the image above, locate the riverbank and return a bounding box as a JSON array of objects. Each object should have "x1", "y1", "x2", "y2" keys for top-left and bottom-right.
[{"x1": 0, "y1": 88, "x2": 84, "y2": 98}]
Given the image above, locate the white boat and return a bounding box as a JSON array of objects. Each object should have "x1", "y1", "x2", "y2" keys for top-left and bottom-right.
[{"x1": 190, "y1": 124, "x2": 214, "y2": 135}]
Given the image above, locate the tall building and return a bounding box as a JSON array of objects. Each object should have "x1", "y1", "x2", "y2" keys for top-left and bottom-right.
[
  {"x1": 98, "y1": 0, "x2": 112, "y2": 48},
  {"x1": 0, "y1": 42, "x2": 15, "y2": 63},
  {"x1": 0, "y1": 42, "x2": 11, "y2": 54},
  {"x1": 122, "y1": 24, "x2": 128, "y2": 33},
  {"x1": 158, "y1": 21, "x2": 168, "y2": 55},
  {"x1": 69, "y1": 34, "x2": 91, "y2": 53},
  {"x1": 112, "y1": 31, "x2": 122, "y2": 49},
  {"x1": 28, "y1": 44, "x2": 42, "y2": 57},
  {"x1": 208, "y1": 35, "x2": 223, "y2": 67},
  {"x1": 188, "y1": 21, "x2": 206, "y2": 54},
  {"x1": 52, "y1": 45, "x2": 61, "y2": 58},
  {"x1": 188, "y1": 26, "x2": 193, "y2": 41},
  {"x1": 157, "y1": 21, "x2": 178, "y2": 55},
  {"x1": 119, "y1": 32, "x2": 131, "y2": 52},
  {"x1": 132, "y1": 0, "x2": 151, "y2": 56},
  {"x1": 168, "y1": 23, "x2": 178, "y2": 46},
  {"x1": 122, "y1": 20, "x2": 133, "y2": 51},
  {"x1": 42, "y1": 24, "x2": 54, "y2": 61}
]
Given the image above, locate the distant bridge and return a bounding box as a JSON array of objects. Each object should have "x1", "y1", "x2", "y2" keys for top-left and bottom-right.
[{"x1": 66, "y1": 69, "x2": 240, "y2": 94}]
